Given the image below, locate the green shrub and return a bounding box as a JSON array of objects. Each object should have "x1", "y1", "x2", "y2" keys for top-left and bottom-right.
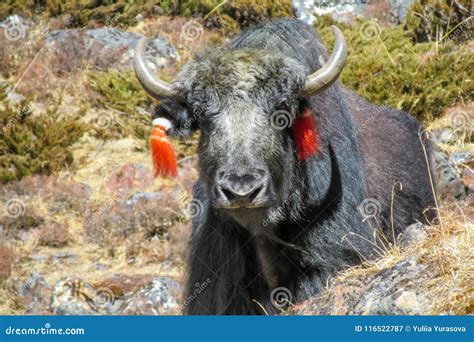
[
  {"x1": 405, "y1": 0, "x2": 472, "y2": 43},
  {"x1": 316, "y1": 17, "x2": 473, "y2": 121},
  {"x1": 1, "y1": 0, "x2": 161, "y2": 26},
  {"x1": 87, "y1": 69, "x2": 152, "y2": 141},
  {"x1": 171, "y1": 0, "x2": 293, "y2": 31},
  {"x1": 1, "y1": 0, "x2": 293, "y2": 29},
  {"x1": 0, "y1": 91, "x2": 87, "y2": 182}
]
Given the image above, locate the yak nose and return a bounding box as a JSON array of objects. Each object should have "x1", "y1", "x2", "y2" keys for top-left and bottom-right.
[{"x1": 214, "y1": 169, "x2": 270, "y2": 208}]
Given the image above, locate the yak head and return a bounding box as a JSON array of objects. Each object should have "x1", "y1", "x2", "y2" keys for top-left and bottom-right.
[{"x1": 134, "y1": 26, "x2": 347, "y2": 232}]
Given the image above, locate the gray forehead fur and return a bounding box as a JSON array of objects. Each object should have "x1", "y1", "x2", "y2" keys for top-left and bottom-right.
[{"x1": 176, "y1": 47, "x2": 306, "y2": 110}]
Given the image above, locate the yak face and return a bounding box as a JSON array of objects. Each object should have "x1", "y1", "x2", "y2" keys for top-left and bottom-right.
[
  {"x1": 135, "y1": 25, "x2": 347, "y2": 232},
  {"x1": 175, "y1": 48, "x2": 307, "y2": 230}
]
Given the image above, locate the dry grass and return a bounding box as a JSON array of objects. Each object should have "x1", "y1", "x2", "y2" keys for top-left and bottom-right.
[{"x1": 292, "y1": 198, "x2": 473, "y2": 315}]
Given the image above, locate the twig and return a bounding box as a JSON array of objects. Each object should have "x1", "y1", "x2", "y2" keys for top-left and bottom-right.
[
  {"x1": 418, "y1": 129, "x2": 443, "y2": 229},
  {"x1": 203, "y1": 0, "x2": 229, "y2": 20}
]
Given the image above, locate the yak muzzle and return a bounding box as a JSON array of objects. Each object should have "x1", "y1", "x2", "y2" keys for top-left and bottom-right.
[{"x1": 213, "y1": 168, "x2": 274, "y2": 209}]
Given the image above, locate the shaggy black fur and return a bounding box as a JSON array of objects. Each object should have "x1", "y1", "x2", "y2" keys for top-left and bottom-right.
[{"x1": 153, "y1": 19, "x2": 438, "y2": 315}]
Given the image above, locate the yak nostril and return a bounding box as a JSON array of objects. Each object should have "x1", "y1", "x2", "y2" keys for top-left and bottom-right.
[
  {"x1": 218, "y1": 181, "x2": 264, "y2": 205},
  {"x1": 215, "y1": 169, "x2": 270, "y2": 207},
  {"x1": 248, "y1": 185, "x2": 263, "y2": 202},
  {"x1": 222, "y1": 188, "x2": 236, "y2": 201}
]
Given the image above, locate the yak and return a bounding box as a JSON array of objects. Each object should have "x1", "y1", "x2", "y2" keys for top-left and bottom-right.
[{"x1": 133, "y1": 19, "x2": 438, "y2": 315}]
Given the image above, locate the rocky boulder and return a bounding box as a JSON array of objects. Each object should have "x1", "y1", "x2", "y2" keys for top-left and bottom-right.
[
  {"x1": 45, "y1": 27, "x2": 179, "y2": 72},
  {"x1": 291, "y1": 257, "x2": 433, "y2": 315},
  {"x1": 49, "y1": 275, "x2": 180, "y2": 315},
  {"x1": 292, "y1": 0, "x2": 414, "y2": 24}
]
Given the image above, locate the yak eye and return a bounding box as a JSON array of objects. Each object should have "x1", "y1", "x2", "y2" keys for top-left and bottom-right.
[
  {"x1": 274, "y1": 101, "x2": 290, "y2": 113},
  {"x1": 205, "y1": 110, "x2": 222, "y2": 118}
]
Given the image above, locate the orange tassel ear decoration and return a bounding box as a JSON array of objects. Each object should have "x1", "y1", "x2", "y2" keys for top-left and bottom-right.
[
  {"x1": 150, "y1": 118, "x2": 178, "y2": 178},
  {"x1": 292, "y1": 106, "x2": 319, "y2": 161}
]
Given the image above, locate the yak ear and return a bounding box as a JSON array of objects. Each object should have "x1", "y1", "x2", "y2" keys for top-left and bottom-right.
[
  {"x1": 151, "y1": 98, "x2": 198, "y2": 137},
  {"x1": 292, "y1": 99, "x2": 319, "y2": 161}
]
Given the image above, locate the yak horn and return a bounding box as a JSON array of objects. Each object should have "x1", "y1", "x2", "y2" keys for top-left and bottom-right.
[
  {"x1": 301, "y1": 26, "x2": 347, "y2": 97},
  {"x1": 133, "y1": 38, "x2": 177, "y2": 100}
]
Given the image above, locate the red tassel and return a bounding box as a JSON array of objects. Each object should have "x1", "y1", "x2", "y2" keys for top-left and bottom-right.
[
  {"x1": 150, "y1": 123, "x2": 178, "y2": 178},
  {"x1": 292, "y1": 107, "x2": 319, "y2": 161}
]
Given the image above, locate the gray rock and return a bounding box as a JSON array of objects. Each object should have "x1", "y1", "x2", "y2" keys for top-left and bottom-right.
[
  {"x1": 53, "y1": 252, "x2": 77, "y2": 260},
  {"x1": 30, "y1": 255, "x2": 48, "y2": 261},
  {"x1": 462, "y1": 167, "x2": 474, "y2": 194},
  {"x1": 430, "y1": 128, "x2": 458, "y2": 145},
  {"x1": 6, "y1": 91, "x2": 25, "y2": 104},
  {"x1": 50, "y1": 277, "x2": 99, "y2": 315},
  {"x1": 397, "y1": 222, "x2": 428, "y2": 246},
  {"x1": 431, "y1": 149, "x2": 466, "y2": 199},
  {"x1": 94, "y1": 262, "x2": 108, "y2": 271},
  {"x1": 18, "y1": 273, "x2": 52, "y2": 314},
  {"x1": 45, "y1": 28, "x2": 179, "y2": 71},
  {"x1": 292, "y1": 0, "x2": 413, "y2": 24},
  {"x1": 450, "y1": 151, "x2": 473, "y2": 168},
  {"x1": 122, "y1": 191, "x2": 163, "y2": 206},
  {"x1": 353, "y1": 258, "x2": 430, "y2": 314},
  {"x1": 389, "y1": 0, "x2": 415, "y2": 21},
  {"x1": 116, "y1": 277, "x2": 181, "y2": 315},
  {"x1": 290, "y1": 257, "x2": 432, "y2": 315},
  {"x1": 49, "y1": 276, "x2": 180, "y2": 315}
]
